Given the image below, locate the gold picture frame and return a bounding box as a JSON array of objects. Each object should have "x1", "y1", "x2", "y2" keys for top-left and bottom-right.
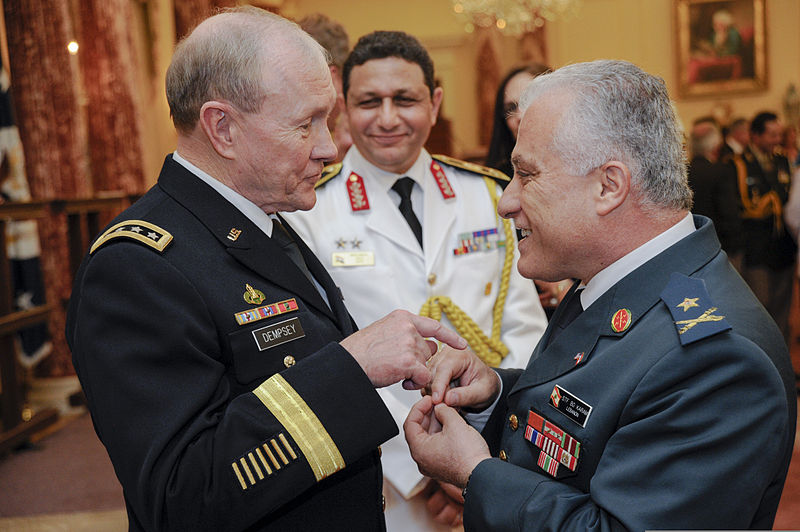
[{"x1": 675, "y1": 0, "x2": 767, "y2": 97}]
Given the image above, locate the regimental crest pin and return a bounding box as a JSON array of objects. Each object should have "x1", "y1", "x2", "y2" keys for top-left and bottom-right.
[
  {"x1": 610, "y1": 308, "x2": 632, "y2": 333},
  {"x1": 243, "y1": 284, "x2": 266, "y2": 305}
]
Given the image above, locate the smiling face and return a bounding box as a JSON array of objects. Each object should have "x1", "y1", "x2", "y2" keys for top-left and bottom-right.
[
  {"x1": 345, "y1": 56, "x2": 443, "y2": 174},
  {"x1": 228, "y1": 48, "x2": 338, "y2": 213},
  {"x1": 498, "y1": 92, "x2": 598, "y2": 282}
]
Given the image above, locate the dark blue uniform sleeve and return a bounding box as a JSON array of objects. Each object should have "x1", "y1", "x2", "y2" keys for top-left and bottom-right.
[{"x1": 68, "y1": 243, "x2": 397, "y2": 531}]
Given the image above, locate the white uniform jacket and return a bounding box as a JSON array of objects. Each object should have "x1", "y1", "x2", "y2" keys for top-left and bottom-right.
[{"x1": 285, "y1": 147, "x2": 547, "y2": 529}]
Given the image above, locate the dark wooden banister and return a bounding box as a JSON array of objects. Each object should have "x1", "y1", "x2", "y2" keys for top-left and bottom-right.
[{"x1": 0, "y1": 195, "x2": 132, "y2": 454}]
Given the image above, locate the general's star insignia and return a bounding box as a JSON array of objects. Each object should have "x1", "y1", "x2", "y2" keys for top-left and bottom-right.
[
  {"x1": 676, "y1": 297, "x2": 699, "y2": 312},
  {"x1": 351, "y1": 237, "x2": 362, "y2": 249},
  {"x1": 336, "y1": 238, "x2": 347, "y2": 249}
]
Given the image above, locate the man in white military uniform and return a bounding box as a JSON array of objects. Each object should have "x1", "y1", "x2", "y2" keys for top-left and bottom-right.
[{"x1": 284, "y1": 30, "x2": 547, "y2": 531}]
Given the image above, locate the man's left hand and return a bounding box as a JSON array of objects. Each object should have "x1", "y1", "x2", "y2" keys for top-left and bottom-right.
[
  {"x1": 404, "y1": 395, "x2": 491, "y2": 489},
  {"x1": 423, "y1": 480, "x2": 464, "y2": 527}
]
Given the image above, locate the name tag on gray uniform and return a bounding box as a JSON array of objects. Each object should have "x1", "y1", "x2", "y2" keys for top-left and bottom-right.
[{"x1": 252, "y1": 317, "x2": 305, "y2": 351}]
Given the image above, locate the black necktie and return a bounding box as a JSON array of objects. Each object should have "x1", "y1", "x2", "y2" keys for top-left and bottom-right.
[
  {"x1": 547, "y1": 286, "x2": 583, "y2": 347},
  {"x1": 271, "y1": 218, "x2": 315, "y2": 285},
  {"x1": 391, "y1": 177, "x2": 423, "y2": 248}
]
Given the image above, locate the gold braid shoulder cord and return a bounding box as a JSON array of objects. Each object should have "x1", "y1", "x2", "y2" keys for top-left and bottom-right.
[
  {"x1": 418, "y1": 177, "x2": 514, "y2": 367},
  {"x1": 733, "y1": 154, "x2": 784, "y2": 232}
]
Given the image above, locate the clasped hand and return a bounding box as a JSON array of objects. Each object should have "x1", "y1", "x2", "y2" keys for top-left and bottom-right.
[
  {"x1": 340, "y1": 309, "x2": 466, "y2": 389},
  {"x1": 403, "y1": 345, "x2": 499, "y2": 489}
]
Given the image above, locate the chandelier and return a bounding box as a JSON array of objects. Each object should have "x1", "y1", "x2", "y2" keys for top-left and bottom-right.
[{"x1": 452, "y1": 0, "x2": 582, "y2": 35}]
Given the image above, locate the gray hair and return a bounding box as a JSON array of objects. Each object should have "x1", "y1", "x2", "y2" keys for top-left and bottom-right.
[
  {"x1": 690, "y1": 120, "x2": 722, "y2": 158},
  {"x1": 519, "y1": 59, "x2": 692, "y2": 211},
  {"x1": 166, "y1": 6, "x2": 328, "y2": 133}
]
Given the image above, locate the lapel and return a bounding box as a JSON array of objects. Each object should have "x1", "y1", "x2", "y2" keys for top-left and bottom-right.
[
  {"x1": 364, "y1": 175, "x2": 424, "y2": 258},
  {"x1": 279, "y1": 214, "x2": 356, "y2": 336},
  {"x1": 157, "y1": 156, "x2": 337, "y2": 324},
  {"x1": 423, "y1": 168, "x2": 458, "y2": 265},
  {"x1": 509, "y1": 216, "x2": 721, "y2": 395}
]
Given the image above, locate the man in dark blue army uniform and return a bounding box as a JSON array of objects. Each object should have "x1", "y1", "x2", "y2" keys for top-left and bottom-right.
[
  {"x1": 405, "y1": 60, "x2": 796, "y2": 531},
  {"x1": 65, "y1": 7, "x2": 465, "y2": 531}
]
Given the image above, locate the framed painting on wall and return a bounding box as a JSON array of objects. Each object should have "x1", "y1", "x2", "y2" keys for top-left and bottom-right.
[{"x1": 675, "y1": 0, "x2": 767, "y2": 97}]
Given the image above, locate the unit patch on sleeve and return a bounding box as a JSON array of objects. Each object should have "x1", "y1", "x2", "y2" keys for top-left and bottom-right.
[{"x1": 660, "y1": 272, "x2": 731, "y2": 345}]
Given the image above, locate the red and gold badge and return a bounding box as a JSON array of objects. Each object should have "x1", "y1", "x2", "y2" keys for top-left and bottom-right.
[{"x1": 611, "y1": 308, "x2": 632, "y2": 333}]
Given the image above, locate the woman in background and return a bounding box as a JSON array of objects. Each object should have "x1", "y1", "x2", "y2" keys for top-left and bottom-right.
[
  {"x1": 485, "y1": 63, "x2": 550, "y2": 177},
  {"x1": 486, "y1": 63, "x2": 572, "y2": 317}
]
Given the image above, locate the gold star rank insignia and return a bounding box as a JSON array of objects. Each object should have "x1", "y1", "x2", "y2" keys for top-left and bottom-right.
[{"x1": 676, "y1": 297, "x2": 699, "y2": 312}]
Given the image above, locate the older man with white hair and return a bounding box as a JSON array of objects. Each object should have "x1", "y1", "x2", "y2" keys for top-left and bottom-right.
[
  {"x1": 405, "y1": 60, "x2": 795, "y2": 531},
  {"x1": 66, "y1": 7, "x2": 466, "y2": 531}
]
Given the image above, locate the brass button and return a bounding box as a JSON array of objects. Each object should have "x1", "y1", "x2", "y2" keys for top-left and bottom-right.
[
  {"x1": 509, "y1": 414, "x2": 519, "y2": 431},
  {"x1": 427, "y1": 273, "x2": 437, "y2": 285},
  {"x1": 499, "y1": 449, "x2": 508, "y2": 461},
  {"x1": 382, "y1": 495, "x2": 386, "y2": 511},
  {"x1": 283, "y1": 355, "x2": 296, "y2": 368}
]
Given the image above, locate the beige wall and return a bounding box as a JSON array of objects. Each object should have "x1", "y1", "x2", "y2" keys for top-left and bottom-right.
[
  {"x1": 546, "y1": 0, "x2": 800, "y2": 130},
  {"x1": 287, "y1": 0, "x2": 800, "y2": 155},
  {"x1": 140, "y1": 0, "x2": 800, "y2": 171}
]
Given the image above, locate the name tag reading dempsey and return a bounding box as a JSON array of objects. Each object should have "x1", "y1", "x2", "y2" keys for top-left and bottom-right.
[
  {"x1": 252, "y1": 317, "x2": 305, "y2": 351},
  {"x1": 331, "y1": 251, "x2": 375, "y2": 267}
]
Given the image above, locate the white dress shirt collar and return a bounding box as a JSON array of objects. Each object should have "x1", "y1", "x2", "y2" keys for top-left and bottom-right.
[
  {"x1": 580, "y1": 213, "x2": 695, "y2": 310},
  {"x1": 172, "y1": 151, "x2": 275, "y2": 237},
  {"x1": 346, "y1": 146, "x2": 430, "y2": 192}
]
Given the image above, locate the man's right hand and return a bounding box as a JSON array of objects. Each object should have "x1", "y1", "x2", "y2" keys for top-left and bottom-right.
[
  {"x1": 425, "y1": 345, "x2": 500, "y2": 411},
  {"x1": 340, "y1": 310, "x2": 466, "y2": 389}
]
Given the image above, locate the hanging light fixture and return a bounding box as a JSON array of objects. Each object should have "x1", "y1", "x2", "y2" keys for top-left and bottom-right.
[{"x1": 452, "y1": 0, "x2": 582, "y2": 35}]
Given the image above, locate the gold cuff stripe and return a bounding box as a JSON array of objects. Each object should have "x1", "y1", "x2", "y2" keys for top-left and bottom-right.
[
  {"x1": 239, "y1": 458, "x2": 255, "y2": 486},
  {"x1": 255, "y1": 448, "x2": 273, "y2": 475},
  {"x1": 253, "y1": 374, "x2": 345, "y2": 482},
  {"x1": 279, "y1": 433, "x2": 298, "y2": 460},
  {"x1": 248, "y1": 453, "x2": 265, "y2": 480},
  {"x1": 232, "y1": 463, "x2": 248, "y2": 490},
  {"x1": 271, "y1": 439, "x2": 289, "y2": 465},
  {"x1": 262, "y1": 444, "x2": 281, "y2": 470}
]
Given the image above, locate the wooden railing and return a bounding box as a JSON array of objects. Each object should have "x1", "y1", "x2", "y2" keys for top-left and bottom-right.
[{"x1": 0, "y1": 194, "x2": 132, "y2": 454}]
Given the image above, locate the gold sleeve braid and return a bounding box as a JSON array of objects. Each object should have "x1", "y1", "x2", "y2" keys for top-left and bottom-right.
[
  {"x1": 418, "y1": 177, "x2": 514, "y2": 367},
  {"x1": 733, "y1": 155, "x2": 784, "y2": 232}
]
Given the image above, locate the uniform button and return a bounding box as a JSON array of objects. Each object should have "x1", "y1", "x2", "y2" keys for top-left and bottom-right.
[
  {"x1": 509, "y1": 414, "x2": 519, "y2": 431},
  {"x1": 382, "y1": 495, "x2": 386, "y2": 511},
  {"x1": 283, "y1": 355, "x2": 296, "y2": 368},
  {"x1": 499, "y1": 450, "x2": 508, "y2": 461},
  {"x1": 427, "y1": 273, "x2": 437, "y2": 285}
]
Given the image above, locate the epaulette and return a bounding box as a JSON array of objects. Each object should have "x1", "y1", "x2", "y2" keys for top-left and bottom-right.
[
  {"x1": 432, "y1": 154, "x2": 510, "y2": 183},
  {"x1": 90, "y1": 220, "x2": 173, "y2": 255},
  {"x1": 315, "y1": 162, "x2": 343, "y2": 189},
  {"x1": 659, "y1": 272, "x2": 731, "y2": 345}
]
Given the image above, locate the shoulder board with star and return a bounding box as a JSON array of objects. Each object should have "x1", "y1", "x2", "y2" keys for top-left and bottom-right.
[
  {"x1": 314, "y1": 162, "x2": 343, "y2": 189},
  {"x1": 659, "y1": 272, "x2": 731, "y2": 346},
  {"x1": 431, "y1": 154, "x2": 510, "y2": 184},
  {"x1": 90, "y1": 220, "x2": 173, "y2": 255}
]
